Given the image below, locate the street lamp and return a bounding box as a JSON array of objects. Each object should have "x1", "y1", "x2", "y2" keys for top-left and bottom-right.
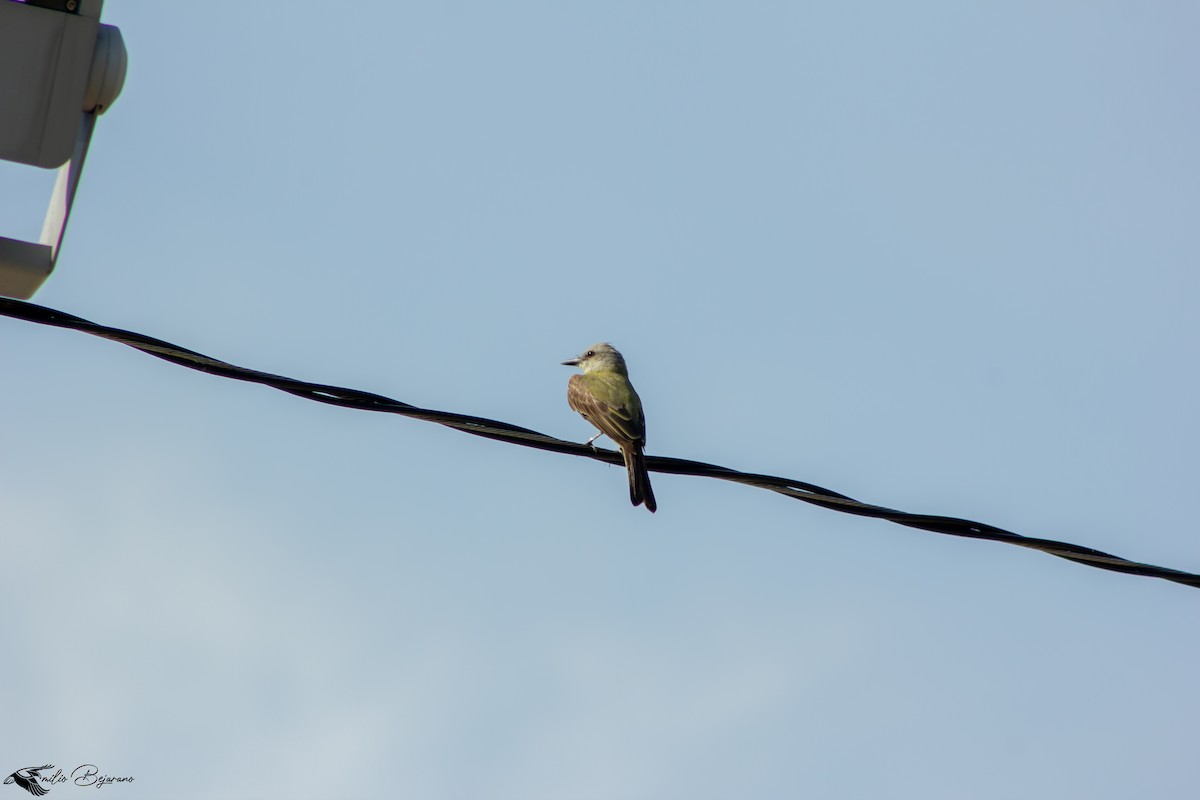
[{"x1": 0, "y1": 0, "x2": 126, "y2": 299}]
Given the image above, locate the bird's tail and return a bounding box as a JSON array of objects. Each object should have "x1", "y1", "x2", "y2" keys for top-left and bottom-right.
[{"x1": 624, "y1": 446, "x2": 657, "y2": 513}]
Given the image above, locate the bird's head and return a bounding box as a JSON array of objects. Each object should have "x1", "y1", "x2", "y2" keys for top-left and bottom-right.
[{"x1": 561, "y1": 342, "x2": 628, "y2": 375}]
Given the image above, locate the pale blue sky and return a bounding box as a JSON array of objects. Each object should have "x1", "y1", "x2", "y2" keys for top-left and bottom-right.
[{"x1": 2, "y1": 2, "x2": 1198, "y2": 798}]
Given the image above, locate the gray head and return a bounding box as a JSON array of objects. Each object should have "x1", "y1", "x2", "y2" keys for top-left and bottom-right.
[{"x1": 561, "y1": 342, "x2": 628, "y2": 375}]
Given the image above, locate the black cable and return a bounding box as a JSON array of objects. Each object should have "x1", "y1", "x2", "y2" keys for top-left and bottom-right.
[{"x1": 4, "y1": 297, "x2": 1197, "y2": 590}]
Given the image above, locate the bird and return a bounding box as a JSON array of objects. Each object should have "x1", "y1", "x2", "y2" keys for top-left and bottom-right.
[
  {"x1": 4, "y1": 765, "x2": 52, "y2": 797},
  {"x1": 562, "y1": 342, "x2": 656, "y2": 513}
]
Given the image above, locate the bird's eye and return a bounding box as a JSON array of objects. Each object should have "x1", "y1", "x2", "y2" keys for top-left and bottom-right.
[{"x1": 586, "y1": 350, "x2": 595, "y2": 357}]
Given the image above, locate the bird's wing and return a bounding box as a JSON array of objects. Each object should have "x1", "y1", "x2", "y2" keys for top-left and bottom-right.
[
  {"x1": 9, "y1": 771, "x2": 49, "y2": 797},
  {"x1": 568, "y1": 374, "x2": 644, "y2": 447}
]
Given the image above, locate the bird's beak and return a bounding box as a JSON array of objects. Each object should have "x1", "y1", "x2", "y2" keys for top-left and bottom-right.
[{"x1": 561, "y1": 357, "x2": 581, "y2": 367}]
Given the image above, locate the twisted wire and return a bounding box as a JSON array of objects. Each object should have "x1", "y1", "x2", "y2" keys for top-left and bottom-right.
[{"x1": 4, "y1": 297, "x2": 1196, "y2": 590}]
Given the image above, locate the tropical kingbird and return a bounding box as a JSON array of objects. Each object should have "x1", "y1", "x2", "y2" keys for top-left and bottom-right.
[{"x1": 562, "y1": 343, "x2": 657, "y2": 513}]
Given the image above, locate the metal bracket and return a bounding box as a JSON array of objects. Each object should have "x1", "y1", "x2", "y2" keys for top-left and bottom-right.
[{"x1": 0, "y1": 15, "x2": 124, "y2": 299}]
